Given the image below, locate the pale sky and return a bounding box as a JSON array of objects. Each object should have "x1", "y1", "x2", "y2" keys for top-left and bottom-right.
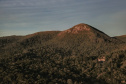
[{"x1": 0, "y1": 0, "x2": 126, "y2": 37}]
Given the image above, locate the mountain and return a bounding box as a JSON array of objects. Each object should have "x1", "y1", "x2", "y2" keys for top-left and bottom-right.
[
  {"x1": 1, "y1": 23, "x2": 124, "y2": 56},
  {"x1": 0, "y1": 23, "x2": 126, "y2": 84},
  {"x1": 55, "y1": 23, "x2": 125, "y2": 56}
]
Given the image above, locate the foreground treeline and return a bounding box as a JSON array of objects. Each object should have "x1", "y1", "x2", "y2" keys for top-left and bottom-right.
[{"x1": 0, "y1": 46, "x2": 126, "y2": 84}]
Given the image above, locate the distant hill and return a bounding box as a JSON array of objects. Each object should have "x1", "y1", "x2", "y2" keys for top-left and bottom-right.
[
  {"x1": 115, "y1": 35, "x2": 126, "y2": 43},
  {"x1": 0, "y1": 23, "x2": 126, "y2": 84}
]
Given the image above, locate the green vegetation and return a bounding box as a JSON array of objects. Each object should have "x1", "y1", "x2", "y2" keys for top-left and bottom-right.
[{"x1": 0, "y1": 24, "x2": 126, "y2": 84}]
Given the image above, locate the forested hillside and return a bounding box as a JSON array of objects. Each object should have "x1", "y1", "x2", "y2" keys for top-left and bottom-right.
[{"x1": 0, "y1": 23, "x2": 126, "y2": 84}]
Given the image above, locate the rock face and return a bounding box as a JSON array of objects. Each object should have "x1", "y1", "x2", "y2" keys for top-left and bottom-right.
[
  {"x1": 58, "y1": 23, "x2": 110, "y2": 38},
  {"x1": 66, "y1": 23, "x2": 91, "y2": 33},
  {"x1": 58, "y1": 23, "x2": 91, "y2": 36},
  {"x1": 58, "y1": 23, "x2": 111, "y2": 41}
]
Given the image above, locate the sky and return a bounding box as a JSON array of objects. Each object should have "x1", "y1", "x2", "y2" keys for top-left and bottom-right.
[{"x1": 0, "y1": 0, "x2": 126, "y2": 37}]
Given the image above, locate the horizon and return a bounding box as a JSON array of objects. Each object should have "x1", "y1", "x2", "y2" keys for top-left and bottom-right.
[{"x1": 0, "y1": 0, "x2": 126, "y2": 37}]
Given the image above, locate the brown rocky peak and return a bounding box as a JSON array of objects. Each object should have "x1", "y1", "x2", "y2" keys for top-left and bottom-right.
[
  {"x1": 68, "y1": 23, "x2": 91, "y2": 33},
  {"x1": 72, "y1": 23, "x2": 91, "y2": 31},
  {"x1": 58, "y1": 23, "x2": 92, "y2": 36}
]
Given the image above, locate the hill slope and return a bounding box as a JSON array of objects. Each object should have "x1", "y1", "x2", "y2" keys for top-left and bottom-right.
[
  {"x1": 0, "y1": 23, "x2": 126, "y2": 84},
  {"x1": 115, "y1": 35, "x2": 126, "y2": 42}
]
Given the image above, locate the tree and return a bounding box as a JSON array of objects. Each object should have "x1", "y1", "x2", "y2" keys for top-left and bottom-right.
[{"x1": 67, "y1": 79, "x2": 73, "y2": 84}]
